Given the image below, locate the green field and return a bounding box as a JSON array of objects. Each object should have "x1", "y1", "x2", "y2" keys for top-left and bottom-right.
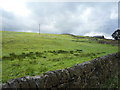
[{"x1": 1, "y1": 31, "x2": 118, "y2": 83}]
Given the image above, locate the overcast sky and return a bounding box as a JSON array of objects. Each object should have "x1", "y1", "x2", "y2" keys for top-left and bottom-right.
[{"x1": 0, "y1": 0, "x2": 118, "y2": 39}]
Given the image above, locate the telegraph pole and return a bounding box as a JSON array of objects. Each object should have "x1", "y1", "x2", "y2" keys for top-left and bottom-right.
[
  {"x1": 118, "y1": 2, "x2": 120, "y2": 29},
  {"x1": 39, "y1": 24, "x2": 40, "y2": 35}
]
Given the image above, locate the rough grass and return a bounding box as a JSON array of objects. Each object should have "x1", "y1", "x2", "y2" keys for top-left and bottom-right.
[
  {"x1": 100, "y1": 75, "x2": 119, "y2": 88},
  {"x1": 1, "y1": 31, "x2": 118, "y2": 83}
]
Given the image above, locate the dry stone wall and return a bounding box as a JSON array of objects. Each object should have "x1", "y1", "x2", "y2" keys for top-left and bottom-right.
[{"x1": 2, "y1": 52, "x2": 119, "y2": 89}]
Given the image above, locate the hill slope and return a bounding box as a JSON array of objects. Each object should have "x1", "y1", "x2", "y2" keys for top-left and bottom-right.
[{"x1": 1, "y1": 31, "x2": 118, "y2": 82}]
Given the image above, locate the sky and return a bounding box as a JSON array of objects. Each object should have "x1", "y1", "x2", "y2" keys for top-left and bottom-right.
[{"x1": 0, "y1": 0, "x2": 118, "y2": 39}]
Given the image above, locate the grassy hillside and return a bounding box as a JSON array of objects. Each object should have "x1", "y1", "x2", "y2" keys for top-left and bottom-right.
[{"x1": 1, "y1": 31, "x2": 118, "y2": 83}]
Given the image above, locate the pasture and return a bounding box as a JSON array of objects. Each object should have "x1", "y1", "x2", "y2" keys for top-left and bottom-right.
[{"x1": 1, "y1": 31, "x2": 118, "y2": 83}]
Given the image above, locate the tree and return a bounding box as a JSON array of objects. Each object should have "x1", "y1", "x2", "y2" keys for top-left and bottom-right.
[{"x1": 112, "y1": 29, "x2": 120, "y2": 40}]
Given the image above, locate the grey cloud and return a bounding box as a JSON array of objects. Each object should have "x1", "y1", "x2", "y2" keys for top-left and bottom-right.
[{"x1": 1, "y1": 2, "x2": 118, "y2": 38}]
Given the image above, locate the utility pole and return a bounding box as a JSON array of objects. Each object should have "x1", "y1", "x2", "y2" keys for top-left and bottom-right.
[
  {"x1": 118, "y1": 1, "x2": 120, "y2": 29},
  {"x1": 39, "y1": 24, "x2": 40, "y2": 35}
]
